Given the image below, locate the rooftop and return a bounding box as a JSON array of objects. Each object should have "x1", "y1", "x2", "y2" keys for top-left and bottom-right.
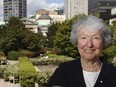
[{"x1": 37, "y1": 14, "x2": 52, "y2": 20}]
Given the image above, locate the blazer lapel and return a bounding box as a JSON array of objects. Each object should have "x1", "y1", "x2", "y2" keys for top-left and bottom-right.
[
  {"x1": 94, "y1": 61, "x2": 110, "y2": 87},
  {"x1": 71, "y1": 59, "x2": 110, "y2": 87},
  {"x1": 71, "y1": 59, "x2": 86, "y2": 87}
]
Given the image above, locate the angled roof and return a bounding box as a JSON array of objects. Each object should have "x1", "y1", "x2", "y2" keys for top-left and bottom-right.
[
  {"x1": 21, "y1": 18, "x2": 38, "y2": 25},
  {"x1": 38, "y1": 14, "x2": 52, "y2": 20}
]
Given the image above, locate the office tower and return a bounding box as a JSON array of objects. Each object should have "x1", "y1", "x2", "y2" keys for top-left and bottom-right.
[
  {"x1": 64, "y1": 0, "x2": 88, "y2": 19},
  {"x1": 88, "y1": 0, "x2": 116, "y2": 20},
  {"x1": 54, "y1": 7, "x2": 64, "y2": 15},
  {"x1": 65, "y1": 0, "x2": 116, "y2": 20},
  {"x1": 3, "y1": 0, "x2": 27, "y2": 21}
]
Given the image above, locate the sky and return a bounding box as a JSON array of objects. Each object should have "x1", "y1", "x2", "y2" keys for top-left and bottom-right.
[{"x1": 0, "y1": 0, "x2": 64, "y2": 20}]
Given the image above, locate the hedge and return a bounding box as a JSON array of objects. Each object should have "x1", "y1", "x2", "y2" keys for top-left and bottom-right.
[
  {"x1": 31, "y1": 54, "x2": 74, "y2": 65},
  {"x1": 19, "y1": 57, "x2": 38, "y2": 87},
  {"x1": 36, "y1": 72, "x2": 53, "y2": 86}
]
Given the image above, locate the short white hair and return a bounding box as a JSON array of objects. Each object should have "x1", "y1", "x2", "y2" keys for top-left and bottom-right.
[{"x1": 70, "y1": 15, "x2": 111, "y2": 46}]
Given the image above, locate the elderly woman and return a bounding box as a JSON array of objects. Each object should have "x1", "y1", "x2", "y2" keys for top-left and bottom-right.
[{"x1": 46, "y1": 15, "x2": 116, "y2": 87}]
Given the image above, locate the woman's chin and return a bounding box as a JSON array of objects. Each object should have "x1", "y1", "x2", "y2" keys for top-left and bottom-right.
[{"x1": 81, "y1": 55, "x2": 98, "y2": 61}]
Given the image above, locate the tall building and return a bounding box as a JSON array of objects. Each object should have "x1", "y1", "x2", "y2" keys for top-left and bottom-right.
[
  {"x1": 3, "y1": 0, "x2": 27, "y2": 21},
  {"x1": 64, "y1": 0, "x2": 88, "y2": 19},
  {"x1": 65, "y1": 0, "x2": 116, "y2": 20},
  {"x1": 88, "y1": 0, "x2": 116, "y2": 20},
  {"x1": 54, "y1": 7, "x2": 64, "y2": 15}
]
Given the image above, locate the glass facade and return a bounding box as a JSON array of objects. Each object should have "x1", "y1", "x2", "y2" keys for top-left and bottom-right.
[
  {"x1": 3, "y1": 0, "x2": 27, "y2": 21},
  {"x1": 88, "y1": 0, "x2": 116, "y2": 20}
]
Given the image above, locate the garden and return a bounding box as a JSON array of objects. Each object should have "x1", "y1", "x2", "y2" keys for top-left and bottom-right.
[
  {"x1": 0, "y1": 15, "x2": 116, "y2": 87},
  {"x1": 0, "y1": 50, "x2": 74, "y2": 87}
]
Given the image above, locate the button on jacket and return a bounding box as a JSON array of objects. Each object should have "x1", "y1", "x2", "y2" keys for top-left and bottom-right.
[{"x1": 46, "y1": 58, "x2": 116, "y2": 87}]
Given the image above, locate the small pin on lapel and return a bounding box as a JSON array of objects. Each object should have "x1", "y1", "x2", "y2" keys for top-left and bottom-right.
[{"x1": 100, "y1": 80, "x2": 103, "y2": 83}]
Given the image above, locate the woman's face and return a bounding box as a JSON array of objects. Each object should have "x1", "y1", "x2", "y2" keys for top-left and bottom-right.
[{"x1": 77, "y1": 27, "x2": 104, "y2": 61}]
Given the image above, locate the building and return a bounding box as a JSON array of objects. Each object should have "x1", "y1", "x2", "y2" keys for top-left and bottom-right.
[
  {"x1": 54, "y1": 7, "x2": 64, "y2": 15},
  {"x1": 110, "y1": 7, "x2": 116, "y2": 25},
  {"x1": 31, "y1": 9, "x2": 66, "y2": 36},
  {"x1": 35, "y1": 9, "x2": 65, "y2": 23},
  {"x1": 64, "y1": 0, "x2": 88, "y2": 19},
  {"x1": 88, "y1": 0, "x2": 116, "y2": 20},
  {"x1": 49, "y1": 14, "x2": 65, "y2": 23},
  {"x1": 21, "y1": 18, "x2": 38, "y2": 33},
  {"x1": 3, "y1": 0, "x2": 27, "y2": 21},
  {"x1": 65, "y1": 0, "x2": 116, "y2": 20},
  {"x1": 36, "y1": 14, "x2": 53, "y2": 36}
]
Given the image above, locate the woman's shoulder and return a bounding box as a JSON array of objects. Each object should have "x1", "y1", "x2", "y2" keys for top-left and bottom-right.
[
  {"x1": 103, "y1": 61, "x2": 116, "y2": 74},
  {"x1": 59, "y1": 58, "x2": 81, "y2": 69},
  {"x1": 60, "y1": 58, "x2": 80, "y2": 65}
]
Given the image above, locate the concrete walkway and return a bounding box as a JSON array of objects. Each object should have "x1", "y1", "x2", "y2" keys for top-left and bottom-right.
[{"x1": 0, "y1": 79, "x2": 20, "y2": 87}]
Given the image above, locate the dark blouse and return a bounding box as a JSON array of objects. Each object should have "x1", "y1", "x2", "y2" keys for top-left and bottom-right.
[{"x1": 46, "y1": 58, "x2": 116, "y2": 87}]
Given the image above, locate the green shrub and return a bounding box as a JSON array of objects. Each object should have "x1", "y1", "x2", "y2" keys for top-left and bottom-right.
[
  {"x1": 7, "y1": 51, "x2": 21, "y2": 60},
  {"x1": 4, "y1": 73, "x2": 9, "y2": 81},
  {"x1": 7, "y1": 50, "x2": 38, "y2": 60},
  {"x1": 31, "y1": 54, "x2": 74, "y2": 65},
  {"x1": 0, "y1": 51, "x2": 7, "y2": 62},
  {"x1": 19, "y1": 57, "x2": 38, "y2": 87},
  {"x1": 36, "y1": 72, "x2": 53, "y2": 86},
  {"x1": 4, "y1": 64, "x2": 19, "y2": 76},
  {"x1": 0, "y1": 51, "x2": 5, "y2": 57},
  {"x1": 19, "y1": 50, "x2": 37, "y2": 58},
  {"x1": 0, "y1": 67, "x2": 6, "y2": 78},
  {"x1": 0, "y1": 63, "x2": 19, "y2": 82},
  {"x1": 2, "y1": 63, "x2": 19, "y2": 82}
]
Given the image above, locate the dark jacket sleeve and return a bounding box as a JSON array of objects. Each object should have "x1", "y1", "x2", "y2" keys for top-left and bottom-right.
[{"x1": 46, "y1": 63, "x2": 68, "y2": 87}]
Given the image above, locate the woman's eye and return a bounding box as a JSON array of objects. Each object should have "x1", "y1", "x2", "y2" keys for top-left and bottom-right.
[
  {"x1": 93, "y1": 37, "x2": 100, "y2": 39},
  {"x1": 81, "y1": 37, "x2": 86, "y2": 39}
]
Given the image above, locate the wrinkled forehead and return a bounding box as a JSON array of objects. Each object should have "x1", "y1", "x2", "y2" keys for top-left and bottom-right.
[{"x1": 77, "y1": 26, "x2": 103, "y2": 36}]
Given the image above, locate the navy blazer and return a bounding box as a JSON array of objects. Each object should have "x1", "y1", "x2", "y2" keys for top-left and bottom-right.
[{"x1": 46, "y1": 58, "x2": 116, "y2": 87}]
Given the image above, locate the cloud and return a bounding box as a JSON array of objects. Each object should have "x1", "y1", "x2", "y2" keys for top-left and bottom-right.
[
  {"x1": 0, "y1": 0, "x2": 64, "y2": 20},
  {"x1": 27, "y1": 0, "x2": 47, "y2": 17},
  {"x1": 47, "y1": 2, "x2": 64, "y2": 11},
  {"x1": 27, "y1": 0, "x2": 64, "y2": 17}
]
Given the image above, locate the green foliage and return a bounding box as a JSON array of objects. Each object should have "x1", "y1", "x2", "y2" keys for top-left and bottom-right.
[
  {"x1": 100, "y1": 20, "x2": 116, "y2": 62},
  {"x1": 47, "y1": 22, "x2": 61, "y2": 48},
  {"x1": 0, "y1": 63, "x2": 19, "y2": 81},
  {"x1": 0, "y1": 51, "x2": 6, "y2": 61},
  {"x1": 3, "y1": 64, "x2": 19, "y2": 77},
  {"x1": 0, "y1": 67, "x2": 6, "y2": 78},
  {"x1": 31, "y1": 54, "x2": 74, "y2": 65},
  {"x1": 53, "y1": 15, "x2": 84, "y2": 58},
  {"x1": 46, "y1": 15, "x2": 85, "y2": 58},
  {"x1": 19, "y1": 50, "x2": 37, "y2": 58},
  {"x1": 37, "y1": 72, "x2": 53, "y2": 86},
  {"x1": 0, "y1": 16, "x2": 46, "y2": 54},
  {"x1": 7, "y1": 51, "x2": 21, "y2": 60},
  {"x1": 19, "y1": 57, "x2": 38, "y2": 87},
  {"x1": 7, "y1": 50, "x2": 39, "y2": 60},
  {"x1": 0, "y1": 51, "x2": 5, "y2": 57},
  {"x1": 110, "y1": 20, "x2": 116, "y2": 44},
  {"x1": 101, "y1": 45, "x2": 116, "y2": 62}
]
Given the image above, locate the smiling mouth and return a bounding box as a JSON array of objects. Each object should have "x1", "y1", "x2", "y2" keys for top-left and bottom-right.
[{"x1": 84, "y1": 49, "x2": 94, "y2": 53}]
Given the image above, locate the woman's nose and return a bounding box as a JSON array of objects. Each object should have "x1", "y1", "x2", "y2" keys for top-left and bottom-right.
[{"x1": 87, "y1": 39, "x2": 93, "y2": 48}]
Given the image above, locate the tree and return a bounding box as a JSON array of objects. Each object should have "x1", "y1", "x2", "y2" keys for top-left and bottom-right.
[
  {"x1": 0, "y1": 16, "x2": 46, "y2": 54},
  {"x1": 101, "y1": 20, "x2": 116, "y2": 62},
  {"x1": 54, "y1": 15, "x2": 84, "y2": 58},
  {"x1": 46, "y1": 22, "x2": 61, "y2": 48},
  {"x1": 110, "y1": 20, "x2": 116, "y2": 44}
]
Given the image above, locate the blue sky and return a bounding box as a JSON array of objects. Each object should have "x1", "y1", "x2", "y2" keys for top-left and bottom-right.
[{"x1": 0, "y1": 0, "x2": 64, "y2": 20}]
